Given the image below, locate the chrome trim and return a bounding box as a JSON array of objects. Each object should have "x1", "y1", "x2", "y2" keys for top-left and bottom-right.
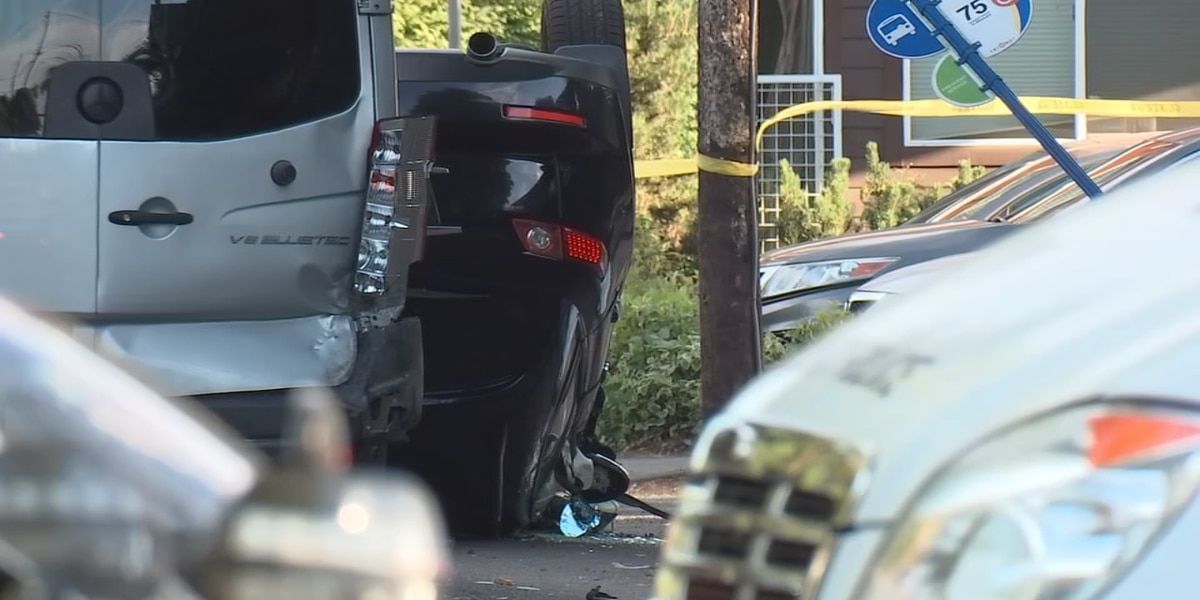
[
  {"x1": 846, "y1": 290, "x2": 888, "y2": 310},
  {"x1": 656, "y1": 423, "x2": 871, "y2": 600}
]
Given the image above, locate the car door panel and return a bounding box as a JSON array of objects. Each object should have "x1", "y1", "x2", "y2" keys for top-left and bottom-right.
[{"x1": 94, "y1": 4, "x2": 376, "y2": 319}]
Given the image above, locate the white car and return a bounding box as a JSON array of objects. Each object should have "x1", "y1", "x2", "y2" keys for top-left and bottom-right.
[{"x1": 656, "y1": 161, "x2": 1200, "y2": 599}]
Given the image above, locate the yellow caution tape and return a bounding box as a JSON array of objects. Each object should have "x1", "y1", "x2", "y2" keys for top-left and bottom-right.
[
  {"x1": 696, "y1": 153, "x2": 759, "y2": 177},
  {"x1": 633, "y1": 157, "x2": 697, "y2": 179},
  {"x1": 755, "y1": 97, "x2": 1200, "y2": 149},
  {"x1": 633, "y1": 96, "x2": 1200, "y2": 180}
]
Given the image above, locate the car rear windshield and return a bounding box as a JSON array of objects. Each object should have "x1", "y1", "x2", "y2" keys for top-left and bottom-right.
[{"x1": 1, "y1": 0, "x2": 359, "y2": 140}]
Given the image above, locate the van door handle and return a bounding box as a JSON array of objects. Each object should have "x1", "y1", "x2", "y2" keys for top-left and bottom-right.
[{"x1": 108, "y1": 210, "x2": 194, "y2": 226}]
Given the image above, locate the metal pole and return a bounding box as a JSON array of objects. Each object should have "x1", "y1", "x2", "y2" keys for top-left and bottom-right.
[
  {"x1": 907, "y1": 0, "x2": 1103, "y2": 199},
  {"x1": 448, "y1": 0, "x2": 463, "y2": 49}
]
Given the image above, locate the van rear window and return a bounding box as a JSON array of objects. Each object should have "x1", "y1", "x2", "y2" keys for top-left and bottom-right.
[{"x1": 1, "y1": 0, "x2": 359, "y2": 140}]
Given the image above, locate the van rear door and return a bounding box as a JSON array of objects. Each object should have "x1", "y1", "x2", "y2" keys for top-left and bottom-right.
[
  {"x1": 0, "y1": 1, "x2": 101, "y2": 314},
  {"x1": 94, "y1": 0, "x2": 376, "y2": 319}
]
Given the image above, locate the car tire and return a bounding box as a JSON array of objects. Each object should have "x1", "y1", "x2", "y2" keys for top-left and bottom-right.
[{"x1": 541, "y1": 0, "x2": 627, "y2": 52}]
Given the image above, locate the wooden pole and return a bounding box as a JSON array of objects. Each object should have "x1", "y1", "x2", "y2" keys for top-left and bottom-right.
[{"x1": 698, "y1": 0, "x2": 761, "y2": 416}]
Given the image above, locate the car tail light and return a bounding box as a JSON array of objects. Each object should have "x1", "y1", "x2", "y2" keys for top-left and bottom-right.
[
  {"x1": 354, "y1": 118, "x2": 436, "y2": 300},
  {"x1": 503, "y1": 105, "x2": 586, "y2": 127},
  {"x1": 512, "y1": 219, "x2": 607, "y2": 274}
]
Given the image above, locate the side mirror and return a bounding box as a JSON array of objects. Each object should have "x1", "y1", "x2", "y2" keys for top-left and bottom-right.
[{"x1": 195, "y1": 389, "x2": 449, "y2": 599}]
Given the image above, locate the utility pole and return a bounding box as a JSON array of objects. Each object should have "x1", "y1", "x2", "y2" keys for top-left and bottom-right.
[{"x1": 697, "y1": 0, "x2": 761, "y2": 417}]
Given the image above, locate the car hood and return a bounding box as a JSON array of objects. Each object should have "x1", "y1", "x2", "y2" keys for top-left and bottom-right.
[
  {"x1": 761, "y1": 220, "x2": 1017, "y2": 268},
  {"x1": 719, "y1": 163, "x2": 1200, "y2": 523}
]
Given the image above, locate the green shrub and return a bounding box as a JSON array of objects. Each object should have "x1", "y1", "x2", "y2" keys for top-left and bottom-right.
[
  {"x1": 627, "y1": 0, "x2": 700, "y2": 260},
  {"x1": 775, "y1": 157, "x2": 853, "y2": 246},
  {"x1": 762, "y1": 309, "x2": 853, "y2": 364},
  {"x1": 393, "y1": 0, "x2": 539, "y2": 49},
  {"x1": 859, "y1": 143, "x2": 987, "y2": 230},
  {"x1": 598, "y1": 271, "x2": 701, "y2": 450}
]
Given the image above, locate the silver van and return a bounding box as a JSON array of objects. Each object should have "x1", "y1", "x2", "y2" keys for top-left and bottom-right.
[{"x1": 0, "y1": 1, "x2": 433, "y2": 460}]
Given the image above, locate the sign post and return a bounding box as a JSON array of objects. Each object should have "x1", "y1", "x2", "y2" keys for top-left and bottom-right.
[{"x1": 866, "y1": 0, "x2": 1103, "y2": 199}]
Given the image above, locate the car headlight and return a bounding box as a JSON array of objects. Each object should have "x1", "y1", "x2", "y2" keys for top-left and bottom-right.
[
  {"x1": 760, "y1": 258, "x2": 897, "y2": 299},
  {"x1": 862, "y1": 403, "x2": 1200, "y2": 600}
]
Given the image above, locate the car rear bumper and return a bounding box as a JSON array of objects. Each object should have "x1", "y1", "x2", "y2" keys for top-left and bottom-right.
[{"x1": 76, "y1": 314, "x2": 357, "y2": 397}]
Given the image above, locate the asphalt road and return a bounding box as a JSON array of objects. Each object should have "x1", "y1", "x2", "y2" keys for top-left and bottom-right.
[{"x1": 446, "y1": 478, "x2": 681, "y2": 600}]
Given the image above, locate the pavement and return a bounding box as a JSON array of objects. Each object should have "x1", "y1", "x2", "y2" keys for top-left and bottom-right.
[
  {"x1": 446, "y1": 457, "x2": 687, "y2": 600},
  {"x1": 622, "y1": 453, "x2": 690, "y2": 482}
]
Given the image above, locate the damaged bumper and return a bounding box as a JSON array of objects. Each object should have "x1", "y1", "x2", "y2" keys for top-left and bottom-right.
[
  {"x1": 79, "y1": 315, "x2": 357, "y2": 396},
  {"x1": 77, "y1": 313, "x2": 423, "y2": 450}
]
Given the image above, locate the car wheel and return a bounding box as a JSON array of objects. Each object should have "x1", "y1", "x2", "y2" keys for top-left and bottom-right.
[{"x1": 541, "y1": 0, "x2": 627, "y2": 52}]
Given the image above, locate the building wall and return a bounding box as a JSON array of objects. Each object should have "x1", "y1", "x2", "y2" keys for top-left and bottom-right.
[
  {"x1": 825, "y1": 0, "x2": 1039, "y2": 178},
  {"x1": 826, "y1": 0, "x2": 1200, "y2": 184}
]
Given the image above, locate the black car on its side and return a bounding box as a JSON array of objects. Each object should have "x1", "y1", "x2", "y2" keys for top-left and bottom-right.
[
  {"x1": 761, "y1": 127, "x2": 1200, "y2": 332},
  {"x1": 390, "y1": 0, "x2": 636, "y2": 536}
]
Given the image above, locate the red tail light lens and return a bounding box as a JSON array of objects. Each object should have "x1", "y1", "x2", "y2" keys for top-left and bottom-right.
[
  {"x1": 503, "y1": 105, "x2": 586, "y2": 127},
  {"x1": 512, "y1": 219, "x2": 606, "y2": 274},
  {"x1": 564, "y1": 229, "x2": 605, "y2": 265}
]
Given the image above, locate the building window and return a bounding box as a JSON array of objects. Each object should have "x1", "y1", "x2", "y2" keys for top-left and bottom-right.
[
  {"x1": 1087, "y1": 0, "x2": 1200, "y2": 134},
  {"x1": 904, "y1": 0, "x2": 1081, "y2": 145},
  {"x1": 760, "y1": 0, "x2": 813, "y2": 74}
]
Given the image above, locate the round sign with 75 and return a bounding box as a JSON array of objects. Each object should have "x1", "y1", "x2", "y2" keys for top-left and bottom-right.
[{"x1": 941, "y1": 0, "x2": 1033, "y2": 57}]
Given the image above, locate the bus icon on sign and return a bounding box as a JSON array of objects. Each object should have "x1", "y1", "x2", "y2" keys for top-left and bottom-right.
[{"x1": 877, "y1": 14, "x2": 918, "y2": 45}]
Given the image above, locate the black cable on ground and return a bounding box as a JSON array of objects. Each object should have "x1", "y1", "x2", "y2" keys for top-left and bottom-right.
[{"x1": 617, "y1": 493, "x2": 672, "y2": 520}]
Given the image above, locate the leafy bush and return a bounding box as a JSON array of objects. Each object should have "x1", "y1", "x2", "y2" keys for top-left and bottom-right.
[
  {"x1": 394, "y1": 0, "x2": 539, "y2": 49},
  {"x1": 762, "y1": 309, "x2": 853, "y2": 364},
  {"x1": 627, "y1": 0, "x2": 700, "y2": 259},
  {"x1": 775, "y1": 157, "x2": 853, "y2": 246},
  {"x1": 598, "y1": 270, "x2": 701, "y2": 450},
  {"x1": 860, "y1": 142, "x2": 987, "y2": 230}
]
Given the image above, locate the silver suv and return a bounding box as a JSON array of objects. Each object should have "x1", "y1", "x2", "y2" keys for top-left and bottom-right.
[{"x1": 0, "y1": 0, "x2": 432, "y2": 460}]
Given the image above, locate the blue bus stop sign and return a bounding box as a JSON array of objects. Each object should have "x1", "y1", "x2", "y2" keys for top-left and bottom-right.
[{"x1": 866, "y1": 0, "x2": 945, "y2": 59}]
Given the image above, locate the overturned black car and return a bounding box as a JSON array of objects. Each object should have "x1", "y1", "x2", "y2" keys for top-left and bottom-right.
[{"x1": 390, "y1": 0, "x2": 636, "y2": 536}]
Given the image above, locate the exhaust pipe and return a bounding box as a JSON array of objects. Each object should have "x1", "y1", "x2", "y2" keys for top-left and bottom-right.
[{"x1": 466, "y1": 31, "x2": 503, "y2": 63}]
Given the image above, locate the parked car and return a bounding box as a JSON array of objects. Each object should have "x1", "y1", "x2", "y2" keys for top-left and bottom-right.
[
  {"x1": 656, "y1": 159, "x2": 1200, "y2": 600},
  {"x1": 760, "y1": 127, "x2": 1200, "y2": 331},
  {"x1": 904, "y1": 133, "x2": 1158, "y2": 225},
  {"x1": 0, "y1": 297, "x2": 447, "y2": 599},
  {"x1": 387, "y1": 0, "x2": 635, "y2": 535},
  {"x1": 0, "y1": 0, "x2": 434, "y2": 462}
]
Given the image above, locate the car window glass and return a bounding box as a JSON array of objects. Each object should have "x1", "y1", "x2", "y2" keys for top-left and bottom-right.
[
  {"x1": 1017, "y1": 147, "x2": 1200, "y2": 222},
  {"x1": 904, "y1": 159, "x2": 1033, "y2": 224},
  {"x1": 0, "y1": 1, "x2": 100, "y2": 138},
  {"x1": 980, "y1": 151, "x2": 1123, "y2": 222},
  {"x1": 102, "y1": 0, "x2": 360, "y2": 141}
]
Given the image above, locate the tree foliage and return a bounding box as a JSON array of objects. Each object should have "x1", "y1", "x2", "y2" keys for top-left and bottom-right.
[
  {"x1": 393, "y1": 0, "x2": 540, "y2": 49},
  {"x1": 859, "y1": 142, "x2": 987, "y2": 230},
  {"x1": 775, "y1": 157, "x2": 853, "y2": 245}
]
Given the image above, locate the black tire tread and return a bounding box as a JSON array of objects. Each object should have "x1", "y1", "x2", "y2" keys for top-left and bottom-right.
[{"x1": 542, "y1": 0, "x2": 627, "y2": 52}]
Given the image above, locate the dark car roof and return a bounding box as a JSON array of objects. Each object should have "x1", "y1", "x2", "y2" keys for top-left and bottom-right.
[
  {"x1": 761, "y1": 219, "x2": 1018, "y2": 267},
  {"x1": 907, "y1": 128, "x2": 1200, "y2": 226}
]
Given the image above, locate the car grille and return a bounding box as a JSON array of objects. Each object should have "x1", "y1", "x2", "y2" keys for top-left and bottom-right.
[{"x1": 656, "y1": 425, "x2": 868, "y2": 600}]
